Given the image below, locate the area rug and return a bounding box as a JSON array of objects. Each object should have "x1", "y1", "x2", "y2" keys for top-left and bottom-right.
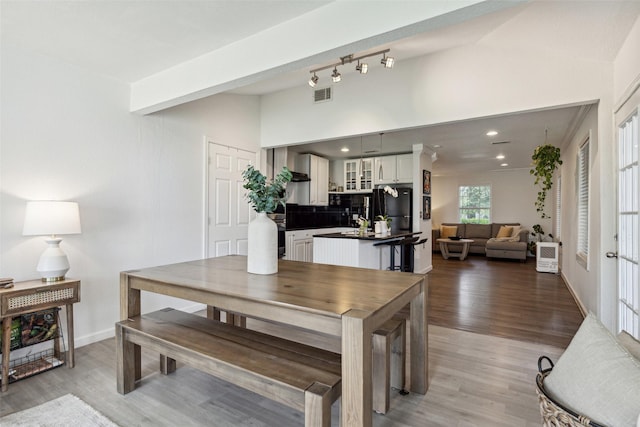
[{"x1": 0, "y1": 394, "x2": 118, "y2": 426}]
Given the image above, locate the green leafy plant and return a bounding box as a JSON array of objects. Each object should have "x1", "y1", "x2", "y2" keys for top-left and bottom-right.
[
  {"x1": 528, "y1": 224, "x2": 554, "y2": 254},
  {"x1": 530, "y1": 144, "x2": 562, "y2": 219},
  {"x1": 376, "y1": 214, "x2": 391, "y2": 228},
  {"x1": 242, "y1": 165, "x2": 292, "y2": 213}
]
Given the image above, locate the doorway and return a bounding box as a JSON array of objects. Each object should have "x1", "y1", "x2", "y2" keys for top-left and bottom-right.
[
  {"x1": 205, "y1": 142, "x2": 256, "y2": 257},
  {"x1": 615, "y1": 94, "x2": 640, "y2": 338}
]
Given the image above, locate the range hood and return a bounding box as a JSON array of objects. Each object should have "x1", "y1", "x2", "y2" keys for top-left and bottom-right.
[{"x1": 290, "y1": 171, "x2": 311, "y2": 182}]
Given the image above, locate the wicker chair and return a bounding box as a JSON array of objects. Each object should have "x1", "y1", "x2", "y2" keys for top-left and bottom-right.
[{"x1": 536, "y1": 356, "x2": 607, "y2": 427}]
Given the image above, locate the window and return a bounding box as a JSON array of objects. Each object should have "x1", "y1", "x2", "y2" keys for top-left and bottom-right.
[
  {"x1": 459, "y1": 185, "x2": 491, "y2": 224},
  {"x1": 577, "y1": 135, "x2": 590, "y2": 267},
  {"x1": 555, "y1": 175, "x2": 562, "y2": 240}
]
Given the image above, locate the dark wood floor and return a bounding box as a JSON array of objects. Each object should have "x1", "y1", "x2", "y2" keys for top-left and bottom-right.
[{"x1": 428, "y1": 254, "x2": 584, "y2": 348}]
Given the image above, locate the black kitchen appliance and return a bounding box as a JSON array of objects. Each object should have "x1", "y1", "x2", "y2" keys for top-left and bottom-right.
[{"x1": 371, "y1": 187, "x2": 412, "y2": 234}]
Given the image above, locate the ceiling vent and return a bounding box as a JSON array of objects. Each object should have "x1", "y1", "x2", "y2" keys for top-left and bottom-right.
[
  {"x1": 491, "y1": 140, "x2": 510, "y2": 145},
  {"x1": 313, "y1": 87, "x2": 332, "y2": 103}
]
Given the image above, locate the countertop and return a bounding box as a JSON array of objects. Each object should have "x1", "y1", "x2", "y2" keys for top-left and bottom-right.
[{"x1": 313, "y1": 231, "x2": 421, "y2": 241}]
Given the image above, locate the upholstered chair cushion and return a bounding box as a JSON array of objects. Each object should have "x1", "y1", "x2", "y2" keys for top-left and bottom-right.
[
  {"x1": 545, "y1": 313, "x2": 640, "y2": 427},
  {"x1": 618, "y1": 330, "x2": 640, "y2": 360}
]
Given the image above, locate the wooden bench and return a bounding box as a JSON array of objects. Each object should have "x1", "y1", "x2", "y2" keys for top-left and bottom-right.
[{"x1": 115, "y1": 308, "x2": 341, "y2": 427}]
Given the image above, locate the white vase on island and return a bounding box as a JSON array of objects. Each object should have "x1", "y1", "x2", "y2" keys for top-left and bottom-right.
[
  {"x1": 247, "y1": 211, "x2": 278, "y2": 275},
  {"x1": 375, "y1": 221, "x2": 389, "y2": 234}
]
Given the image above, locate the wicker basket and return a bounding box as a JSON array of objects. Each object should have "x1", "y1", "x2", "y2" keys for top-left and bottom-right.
[{"x1": 536, "y1": 356, "x2": 607, "y2": 427}]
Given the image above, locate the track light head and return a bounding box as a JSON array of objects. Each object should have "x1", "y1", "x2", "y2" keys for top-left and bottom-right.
[
  {"x1": 356, "y1": 61, "x2": 368, "y2": 74},
  {"x1": 308, "y1": 73, "x2": 319, "y2": 87},
  {"x1": 331, "y1": 67, "x2": 341, "y2": 83},
  {"x1": 307, "y1": 49, "x2": 393, "y2": 86},
  {"x1": 381, "y1": 53, "x2": 394, "y2": 68}
]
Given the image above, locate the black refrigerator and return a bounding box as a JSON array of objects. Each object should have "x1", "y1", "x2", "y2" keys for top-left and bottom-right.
[{"x1": 371, "y1": 187, "x2": 412, "y2": 234}]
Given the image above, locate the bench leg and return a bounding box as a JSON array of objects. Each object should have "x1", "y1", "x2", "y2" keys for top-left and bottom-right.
[
  {"x1": 305, "y1": 382, "x2": 332, "y2": 427},
  {"x1": 372, "y1": 320, "x2": 406, "y2": 414},
  {"x1": 391, "y1": 321, "x2": 406, "y2": 393},
  {"x1": 160, "y1": 355, "x2": 177, "y2": 374},
  {"x1": 115, "y1": 323, "x2": 136, "y2": 394}
]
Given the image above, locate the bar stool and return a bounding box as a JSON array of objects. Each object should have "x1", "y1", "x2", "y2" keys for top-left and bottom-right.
[
  {"x1": 375, "y1": 237, "x2": 419, "y2": 272},
  {"x1": 403, "y1": 238, "x2": 428, "y2": 273}
]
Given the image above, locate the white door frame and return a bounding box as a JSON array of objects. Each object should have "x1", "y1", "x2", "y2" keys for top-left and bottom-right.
[
  {"x1": 613, "y1": 79, "x2": 640, "y2": 337},
  {"x1": 204, "y1": 139, "x2": 257, "y2": 258}
]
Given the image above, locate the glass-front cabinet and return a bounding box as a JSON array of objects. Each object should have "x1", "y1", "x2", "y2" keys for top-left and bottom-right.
[
  {"x1": 344, "y1": 159, "x2": 373, "y2": 192},
  {"x1": 345, "y1": 160, "x2": 358, "y2": 191}
]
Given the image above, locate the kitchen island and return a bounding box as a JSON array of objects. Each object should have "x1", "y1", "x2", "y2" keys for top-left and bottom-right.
[{"x1": 313, "y1": 230, "x2": 421, "y2": 270}]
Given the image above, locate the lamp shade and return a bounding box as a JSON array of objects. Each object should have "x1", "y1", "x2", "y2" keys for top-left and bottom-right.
[{"x1": 23, "y1": 201, "x2": 81, "y2": 236}]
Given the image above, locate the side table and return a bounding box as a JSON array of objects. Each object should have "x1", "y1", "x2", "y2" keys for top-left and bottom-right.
[
  {"x1": 437, "y1": 238, "x2": 474, "y2": 260},
  {"x1": 1, "y1": 279, "x2": 80, "y2": 391}
]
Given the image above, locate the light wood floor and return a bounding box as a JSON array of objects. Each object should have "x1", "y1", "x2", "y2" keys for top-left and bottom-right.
[{"x1": 0, "y1": 256, "x2": 582, "y2": 426}]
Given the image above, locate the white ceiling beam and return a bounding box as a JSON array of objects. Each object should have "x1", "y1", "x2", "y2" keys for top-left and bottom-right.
[{"x1": 130, "y1": 0, "x2": 524, "y2": 114}]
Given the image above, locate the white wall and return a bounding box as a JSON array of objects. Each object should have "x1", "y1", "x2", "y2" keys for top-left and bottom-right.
[
  {"x1": 559, "y1": 105, "x2": 599, "y2": 315},
  {"x1": 260, "y1": 44, "x2": 609, "y2": 148},
  {"x1": 431, "y1": 168, "x2": 550, "y2": 235},
  {"x1": 613, "y1": 15, "x2": 640, "y2": 103},
  {"x1": 0, "y1": 45, "x2": 261, "y2": 346}
]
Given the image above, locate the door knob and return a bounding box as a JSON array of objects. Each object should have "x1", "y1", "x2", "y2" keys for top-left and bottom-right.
[{"x1": 605, "y1": 251, "x2": 618, "y2": 258}]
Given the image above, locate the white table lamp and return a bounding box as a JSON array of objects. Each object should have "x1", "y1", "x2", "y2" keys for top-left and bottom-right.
[{"x1": 23, "y1": 201, "x2": 82, "y2": 282}]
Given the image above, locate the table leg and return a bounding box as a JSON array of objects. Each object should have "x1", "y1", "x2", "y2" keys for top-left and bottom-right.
[
  {"x1": 409, "y1": 279, "x2": 429, "y2": 394},
  {"x1": 2, "y1": 317, "x2": 11, "y2": 392},
  {"x1": 120, "y1": 273, "x2": 141, "y2": 381},
  {"x1": 439, "y1": 242, "x2": 450, "y2": 259},
  {"x1": 461, "y1": 242, "x2": 470, "y2": 260},
  {"x1": 66, "y1": 304, "x2": 75, "y2": 368},
  {"x1": 341, "y1": 309, "x2": 372, "y2": 427}
]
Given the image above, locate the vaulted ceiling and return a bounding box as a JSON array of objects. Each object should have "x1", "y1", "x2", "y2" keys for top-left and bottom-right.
[{"x1": 2, "y1": 1, "x2": 638, "y2": 175}]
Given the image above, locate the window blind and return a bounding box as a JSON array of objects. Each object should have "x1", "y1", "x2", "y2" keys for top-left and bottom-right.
[{"x1": 577, "y1": 137, "x2": 590, "y2": 263}]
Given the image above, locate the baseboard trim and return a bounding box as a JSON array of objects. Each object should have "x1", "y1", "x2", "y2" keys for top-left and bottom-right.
[
  {"x1": 560, "y1": 271, "x2": 587, "y2": 318},
  {"x1": 74, "y1": 302, "x2": 207, "y2": 348}
]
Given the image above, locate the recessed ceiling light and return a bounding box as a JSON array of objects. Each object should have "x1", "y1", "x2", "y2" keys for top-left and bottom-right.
[
  {"x1": 432, "y1": 144, "x2": 441, "y2": 148},
  {"x1": 501, "y1": 163, "x2": 508, "y2": 167},
  {"x1": 486, "y1": 130, "x2": 498, "y2": 136},
  {"x1": 341, "y1": 147, "x2": 349, "y2": 152},
  {"x1": 496, "y1": 154, "x2": 505, "y2": 159}
]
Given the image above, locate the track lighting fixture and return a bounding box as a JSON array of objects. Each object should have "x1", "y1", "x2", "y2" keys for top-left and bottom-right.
[
  {"x1": 308, "y1": 49, "x2": 393, "y2": 86},
  {"x1": 331, "y1": 67, "x2": 341, "y2": 83},
  {"x1": 308, "y1": 73, "x2": 318, "y2": 87},
  {"x1": 381, "y1": 52, "x2": 394, "y2": 68}
]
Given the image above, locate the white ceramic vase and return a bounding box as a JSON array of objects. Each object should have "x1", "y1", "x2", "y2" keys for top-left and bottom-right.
[
  {"x1": 375, "y1": 221, "x2": 389, "y2": 234},
  {"x1": 247, "y1": 212, "x2": 278, "y2": 275}
]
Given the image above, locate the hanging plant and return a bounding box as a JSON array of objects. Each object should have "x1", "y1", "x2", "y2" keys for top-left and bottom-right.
[{"x1": 530, "y1": 144, "x2": 562, "y2": 219}]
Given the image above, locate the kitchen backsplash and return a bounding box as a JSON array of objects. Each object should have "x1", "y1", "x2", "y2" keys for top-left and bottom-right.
[{"x1": 286, "y1": 193, "x2": 371, "y2": 230}]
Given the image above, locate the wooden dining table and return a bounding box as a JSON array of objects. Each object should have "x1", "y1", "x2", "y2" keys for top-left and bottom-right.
[{"x1": 120, "y1": 255, "x2": 428, "y2": 427}]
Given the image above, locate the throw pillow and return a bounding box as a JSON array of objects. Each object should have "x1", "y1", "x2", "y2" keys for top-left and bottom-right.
[
  {"x1": 510, "y1": 226, "x2": 521, "y2": 239},
  {"x1": 440, "y1": 225, "x2": 458, "y2": 238},
  {"x1": 496, "y1": 226, "x2": 513, "y2": 238},
  {"x1": 618, "y1": 330, "x2": 640, "y2": 360},
  {"x1": 545, "y1": 313, "x2": 640, "y2": 427}
]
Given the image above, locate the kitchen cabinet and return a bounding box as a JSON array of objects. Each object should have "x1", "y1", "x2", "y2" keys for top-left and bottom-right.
[
  {"x1": 374, "y1": 154, "x2": 413, "y2": 185},
  {"x1": 296, "y1": 154, "x2": 329, "y2": 206},
  {"x1": 285, "y1": 227, "x2": 352, "y2": 261},
  {"x1": 344, "y1": 159, "x2": 373, "y2": 192},
  {"x1": 285, "y1": 229, "x2": 315, "y2": 262}
]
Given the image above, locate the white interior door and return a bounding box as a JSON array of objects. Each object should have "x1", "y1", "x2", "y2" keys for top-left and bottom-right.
[
  {"x1": 616, "y1": 105, "x2": 639, "y2": 338},
  {"x1": 207, "y1": 142, "x2": 256, "y2": 257}
]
